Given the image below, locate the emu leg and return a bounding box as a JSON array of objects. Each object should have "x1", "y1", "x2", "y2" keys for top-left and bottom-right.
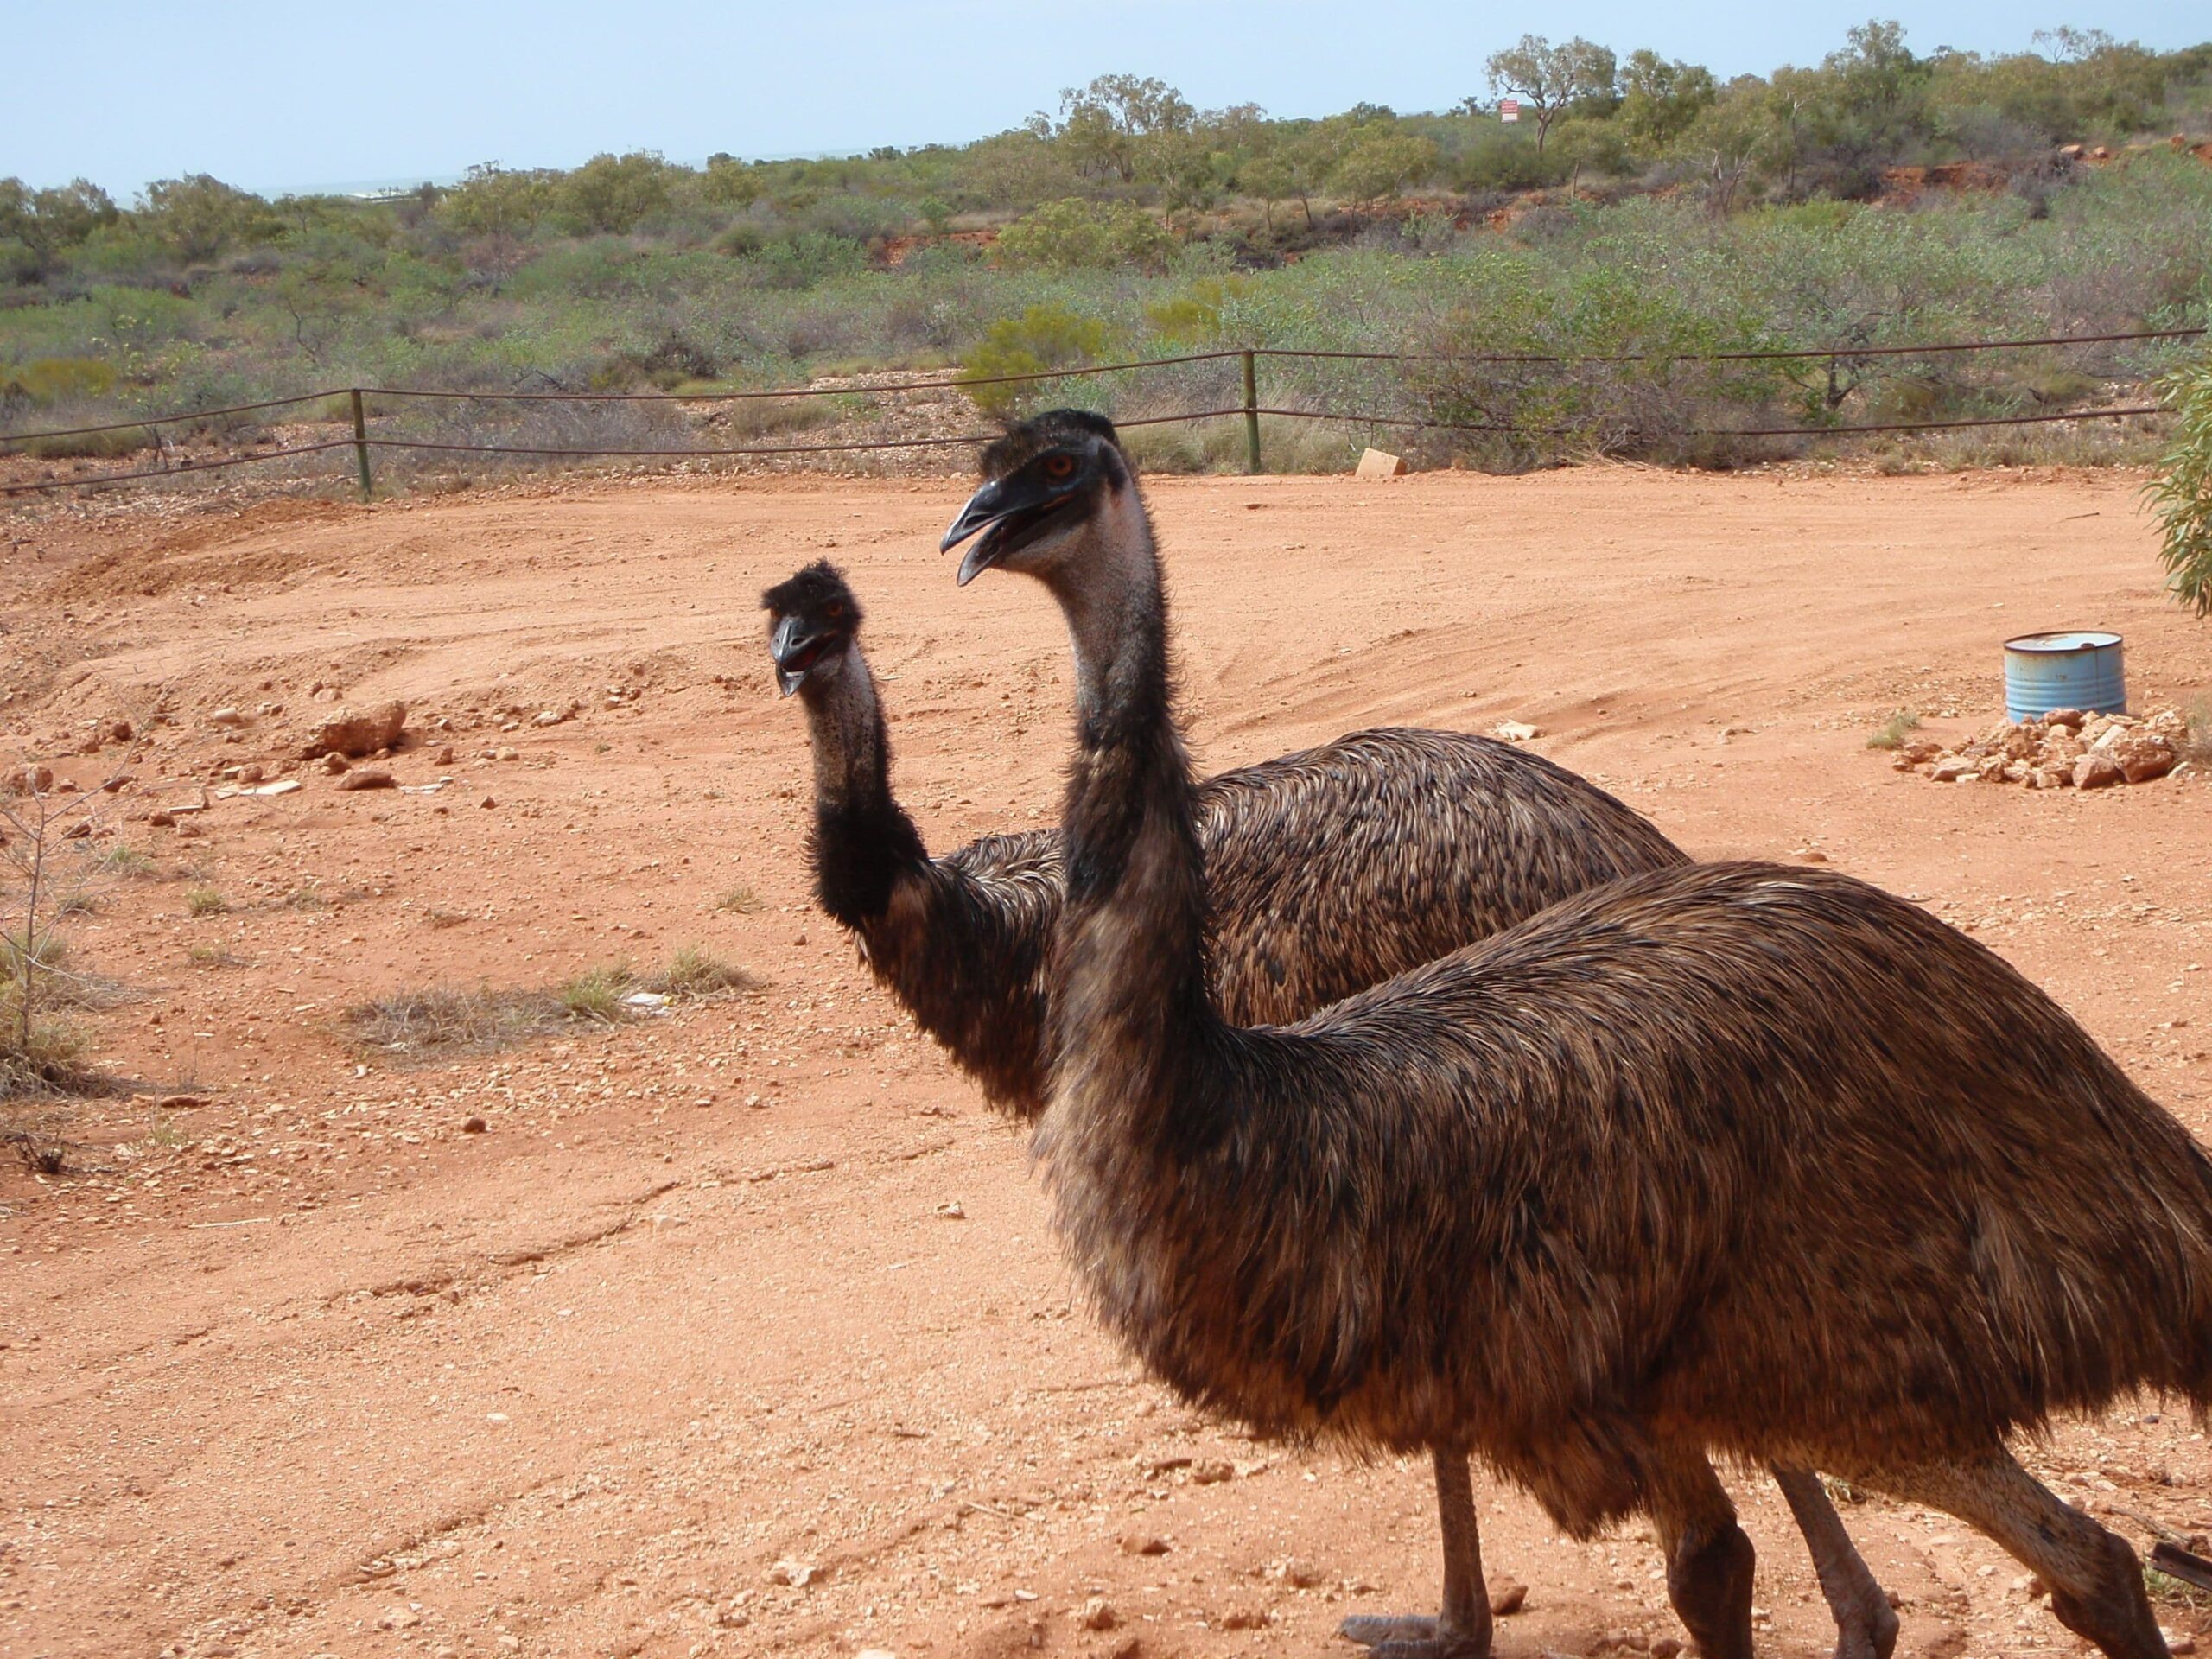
[
  {"x1": 1338, "y1": 1447, "x2": 1492, "y2": 1658},
  {"x1": 1875, "y1": 1448, "x2": 2166, "y2": 1659},
  {"x1": 1647, "y1": 1442, "x2": 1757, "y2": 1659},
  {"x1": 1771, "y1": 1463, "x2": 1897, "y2": 1659}
]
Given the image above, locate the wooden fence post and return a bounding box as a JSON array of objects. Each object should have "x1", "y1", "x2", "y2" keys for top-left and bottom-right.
[
  {"x1": 350, "y1": 389, "x2": 372, "y2": 502},
  {"x1": 1242, "y1": 351, "x2": 1262, "y2": 475}
]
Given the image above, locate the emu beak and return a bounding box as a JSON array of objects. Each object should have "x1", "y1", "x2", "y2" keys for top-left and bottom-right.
[
  {"x1": 942, "y1": 474, "x2": 1056, "y2": 587},
  {"x1": 769, "y1": 614, "x2": 817, "y2": 698}
]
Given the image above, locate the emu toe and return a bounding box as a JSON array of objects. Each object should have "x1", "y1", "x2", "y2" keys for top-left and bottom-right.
[{"x1": 1338, "y1": 1613, "x2": 1490, "y2": 1658}]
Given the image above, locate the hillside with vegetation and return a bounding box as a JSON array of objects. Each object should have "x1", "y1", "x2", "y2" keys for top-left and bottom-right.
[{"x1": 3, "y1": 20, "x2": 2210, "y2": 480}]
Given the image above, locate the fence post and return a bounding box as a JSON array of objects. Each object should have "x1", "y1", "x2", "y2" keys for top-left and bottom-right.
[
  {"x1": 1242, "y1": 351, "x2": 1262, "y2": 475},
  {"x1": 349, "y1": 388, "x2": 372, "y2": 502}
]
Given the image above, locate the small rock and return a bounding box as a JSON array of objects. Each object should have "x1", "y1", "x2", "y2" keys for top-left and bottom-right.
[
  {"x1": 1649, "y1": 1641, "x2": 1683, "y2": 1659},
  {"x1": 461, "y1": 1116, "x2": 487, "y2": 1135},
  {"x1": 237, "y1": 763, "x2": 264, "y2": 785},
  {"x1": 1191, "y1": 1458, "x2": 1235, "y2": 1484},
  {"x1": 1355, "y1": 447, "x2": 1408, "y2": 479},
  {"x1": 208, "y1": 707, "x2": 246, "y2": 727},
  {"x1": 109, "y1": 719, "x2": 134, "y2": 742},
  {"x1": 6, "y1": 764, "x2": 54, "y2": 795},
  {"x1": 1929, "y1": 755, "x2": 1972, "y2": 783},
  {"x1": 768, "y1": 1558, "x2": 818, "y2": 1587},
  {"x1": 1119, "y1": 1532, "x2": 1171, "y2": 1556},
  {"x1": 2074, "y1": 753, "x2": 2124, "y2": 790},
  {"x1": 1078, "y1": 1595, "x2": 1118, "y2": 1630},
  {"x1": 1491, "y1": 1579, "x2": 1529, "y2": 1616},
  {"x1": 433, "y1": 745, "x2": 456, "y2": 766},
  {"x1": 1217, "y1": 1608, "x2": 1270, "y2": 1630},
  {"x1": 535, "y1": 709, "x2": 566, "y2": 727},
  {"x1": 1493, "y1": 720, "x2": 1541, "y2": 742},
  {"x1": 303, "y1": 699, "x2": 407, "y2": 759},
  {"x1": 321, "y1": 751, "x2": 352, "y2": 775},
  {"x1": 480, "y1": 796, "x2": 497, "y2": 810},
  {"x1": 148, "y1": 809, "x2": 175, "y2": 828},
  {"x1": 935, "y1": 1199, "x2": 966, "y2": 1220},
  {"x1": 335, "y1": 767, "x2": 396, "y2": 791},
  {"x1": 156, "y1": 1094, "x2": 208, "y2": 1110},
  {"x1": 1106, "y1": 1637, "x2": 1141, "y2": 1659},
  {"x1": 376, "y1": 1608, "x2": 420, "y2": 1630},
  {"x1": 1281, "y1": 1559, "x2": 1325, "y2": 1589}
]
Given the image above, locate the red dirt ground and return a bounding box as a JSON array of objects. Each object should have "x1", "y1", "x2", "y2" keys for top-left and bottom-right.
[{"x1": 2, "y1": 466, "x2": 2209, "y2": 1659}]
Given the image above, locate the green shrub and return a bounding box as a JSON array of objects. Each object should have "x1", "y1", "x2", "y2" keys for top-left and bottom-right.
[
  {"x1": 2145, "y1": 350, "x2": 2212, "y2": 616},
  {"x1": 995, "y1": 198, "x2": 1179, "y2": 274},
  {"x1": 960, "y1": 303, "x2": 1114, "y2": 416},
  {"x1": 3, "y1": 356, "x2": 116, "y2": 404}
]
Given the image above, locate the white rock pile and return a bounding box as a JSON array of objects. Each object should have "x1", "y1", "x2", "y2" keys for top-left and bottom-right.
[{"x1": 1891, "y1": 707, "x2": 2190, "y2": 790}]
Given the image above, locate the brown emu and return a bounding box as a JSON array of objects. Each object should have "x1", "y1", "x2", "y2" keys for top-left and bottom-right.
[{"x1": 943, "y1": 413, "x2": 2209, "y2": 1659}]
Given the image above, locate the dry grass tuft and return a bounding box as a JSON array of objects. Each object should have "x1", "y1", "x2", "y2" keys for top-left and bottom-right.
[
  {"x1": 2183, "y1": 699, "x2": 2212, "y2": 768},
  {"x1": 716, "y1": 886, "x2": 763, "y2": 914},
  {"x1": 342, "y1": 987, "x2": 556, "y2": 1059},
  {"x1": 646, "y1": 945, "x2": 760, "y2": 1000},
  {"x1": 346, "y1": 947, "x2": 761, "y2": 1063},
  {"x1": 556, "y1": 963, "x2": 634, "y2": 1023},
  {"x1": 1866, "y1": 709, "x2": 1923, "y2": 751},
  {"x1": 185, "y1": 888, "x2": 230, "y2": 918}
]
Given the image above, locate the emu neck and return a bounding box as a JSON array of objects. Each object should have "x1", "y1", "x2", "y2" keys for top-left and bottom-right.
[
  {"x1": 798, "y1": 645, "x2": 889, "y2": 812},
  {"x1": 798, "y1": 645, "x2": 926, "y2": 927},
  {"x1": 1045, "y1": 491, "x2": 1215, "y2": 1118}
]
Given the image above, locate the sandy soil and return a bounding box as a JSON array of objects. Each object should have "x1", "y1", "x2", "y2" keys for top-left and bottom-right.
[{"x1": 2, "y1": 466, "x2": 2209, "y2": 1659}]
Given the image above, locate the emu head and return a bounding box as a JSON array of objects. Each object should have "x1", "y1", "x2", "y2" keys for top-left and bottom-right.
[
  {"x1": 760, "y1": 558, "x2": 862, "y2": 698},
  {"x1": 939, "y1": 409, "x2": 1135, "y2": 589}
]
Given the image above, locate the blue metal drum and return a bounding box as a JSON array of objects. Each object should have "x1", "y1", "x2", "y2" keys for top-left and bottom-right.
[{"x1": 2002, "y1": 630, "x2": 2126, "y2": 721}]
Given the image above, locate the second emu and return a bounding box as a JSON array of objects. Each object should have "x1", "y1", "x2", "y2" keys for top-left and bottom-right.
[{"x1": 944, "y1": 409, "x2": 2208, "y2": 1659}]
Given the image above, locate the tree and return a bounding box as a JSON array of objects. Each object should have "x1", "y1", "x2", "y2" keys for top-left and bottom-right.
[
  {"x1": 558, "y1": 152, "x2": 678, "y2": 235},
  {"x1": 436, "y1": 163, "x2": 556, "y2": 238},
  {"x1": 1680, "y1": 88, "x2": 1771, "y2": 214},
  {"x1": 1332, "y1": 132, "x2": 1440, "y2": 203},
  {"x1": 0, "y1": 178, "x2": 119, "y2": 276},
  {"x1": 1057, "y1": 74, "x2": 1196, "y2": 183},
  {"x1": 139, "y1": 175, "x2": 279, "y2": 262},
  {"x1": 1618, "y1": 50, "x2": 1717, "y2": 159},
  {"x1": 1240, "y1": 124, "x2": 1345, "y2": 230},
  {"x1": 1820, "y1": 19, "x2": 1932, "y2": 164},
  {"x1": 1483, "y1": 35, "x2": 1618, "y2": 151}
]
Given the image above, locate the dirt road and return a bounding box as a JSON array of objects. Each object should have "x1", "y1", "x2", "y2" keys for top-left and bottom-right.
[{"x1": 3, "y1": 467, "x2": 2208, "y2": 1659}]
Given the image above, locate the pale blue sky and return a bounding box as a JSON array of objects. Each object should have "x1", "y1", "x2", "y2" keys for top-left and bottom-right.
[{"x1": 4, "y1": 0, "x2": 2206, "y2": 196}]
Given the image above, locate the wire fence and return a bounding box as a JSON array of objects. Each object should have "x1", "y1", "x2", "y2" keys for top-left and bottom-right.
[{"x1": 1, "y1": 326, "x2": 2199, "y2": 499}]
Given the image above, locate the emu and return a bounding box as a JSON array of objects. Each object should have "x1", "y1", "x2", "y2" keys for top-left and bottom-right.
[
  {"x1": 942, "y1": 411, "x2": 2205, "y2": 1659},
  {"x1": 766, "y1": 419, "x2": 1893, "y2": 1658}
]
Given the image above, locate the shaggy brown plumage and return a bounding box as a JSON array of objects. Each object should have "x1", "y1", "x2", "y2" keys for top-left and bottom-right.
[
  {"x1": 761, "y1": 563, "x2": 1685, "y2": 1119},
  {"x1": 961, "y1": 417, "x2": 2197, "y2": 1659}
]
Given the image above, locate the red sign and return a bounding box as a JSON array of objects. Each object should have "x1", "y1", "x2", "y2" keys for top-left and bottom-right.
[{"x1": 1498, "y1": 99, "x2": 1521, "y2": 123}]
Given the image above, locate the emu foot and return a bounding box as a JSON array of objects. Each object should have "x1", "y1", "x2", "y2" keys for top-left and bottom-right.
[
  {"x1": 1834, "y1": 1594, "x2": 1900, "y2": 1659},
  {"x1": 1338, "y1": 1613, "x2": 1489, "y2": 1659}
]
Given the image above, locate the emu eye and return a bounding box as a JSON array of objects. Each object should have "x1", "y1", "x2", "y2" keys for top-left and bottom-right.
[
  {"x1": 1043, "y1": 454, "x2": 1077, "y2": 482},
  {"x1": 825, "y1": 600, "x2": 845, "y2": 619}
]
